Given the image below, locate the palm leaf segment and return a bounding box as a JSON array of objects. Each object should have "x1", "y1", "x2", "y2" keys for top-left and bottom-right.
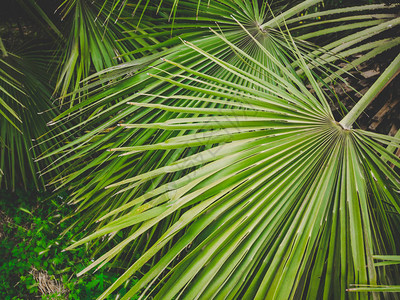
[{"x1": 66, "y1": 26, "x2": 400, "y2": 299}]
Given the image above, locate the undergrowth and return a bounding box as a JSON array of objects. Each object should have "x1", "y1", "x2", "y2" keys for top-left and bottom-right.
[{"x1": 0, "y1": 188, "x2": 139, "y2": 299}]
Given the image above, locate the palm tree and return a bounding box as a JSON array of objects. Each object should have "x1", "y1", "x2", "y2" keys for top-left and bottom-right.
[
  {"x1": 2, "y1": 0, "x2": 400, "y2": 298},
  {"x1": 64, "y1": 32, "x2": 400, "y2": 299},
  {"x1": 0, "y1": 45, "x2": 68, "y2": 190},
  {"x1": 0, "y1": 0, "x2": 66, "y2": 189},
  {"x1": 41, "y1": 0, "x2": 400, "y2": 220}
]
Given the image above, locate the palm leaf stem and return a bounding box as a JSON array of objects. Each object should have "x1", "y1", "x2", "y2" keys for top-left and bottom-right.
[{"x1": 339, "y1": 52, "x2": 400, "y2": 129}]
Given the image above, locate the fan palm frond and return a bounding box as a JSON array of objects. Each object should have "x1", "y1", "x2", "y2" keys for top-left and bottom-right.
[
  {"x1": 40, "y1": 0, "x2": 330, "y2": 218},
  {"x1": 38, "y1": 1, "x2": 399, "y2": 246},
  {"x1": 0, "y1": 48, "x2": 66, "y2": 190},
  {"x1": 54, "y1": 0, "x2": 161, "y2": 104},
  {"x1": 0, "y1": 38, "x2": 23, "y2": 131},
  {"x1": 63, "y1": 24, "x2": 400, "y2": 299}
]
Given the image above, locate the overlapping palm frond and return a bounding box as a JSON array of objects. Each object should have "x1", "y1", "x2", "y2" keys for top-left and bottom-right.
[
  {"x1": 0, "y1": 49, "x2": 66, "y2": 190},
  {"x1": 63, "y1": 27, "x2": 400, "y2": 299},
  {"x1": 0, "y1": 40, "x2": 23, "y2": 131},
  {"x1": 0, "y1": 0, "x2": 67, "y2": 189},
  {"x1": 54, "y1": 0, "x2": 152, "y2": 104},
  {"x1": 40, "y1": 0, "x2": 399, "y2": 225},
  {"x1": 40, "y1": 0, "x2": 330, "y2": 226},
  {"x1": 32, "y1": 1, "x2": 400, "y2": 298}
]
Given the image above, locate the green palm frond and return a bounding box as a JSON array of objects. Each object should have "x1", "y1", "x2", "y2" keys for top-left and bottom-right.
[
  {"x1": 373, "y1": 255, "x2": 400, "y2": 267},
  {"x1": 0, "y1": 38, "x2": 23, "y2": 130},
  {"x1": 62, "y1": 25, "x2": 400, "y2": 299},
  {"x1": 1, "y1": 1, "x2": 399, "y2": 297},
  {"x1": 54, "y1": 0, "x2": 159, "y2": 104},
  {"x1": 39, "y1": 1, "x2": 400, "y2": 238},
  {"x1": 41, "y1": 0, "x2": 328, "y2": 192},
  {"x1": 0, "y1": 48, "x2": 66, "y2": 190},
  {"x1": 33, "y1": 1, "x2": 400, "y2": 297},
  {"x1": 38, "y1": 13, "x2": 344, "y2": 268}
]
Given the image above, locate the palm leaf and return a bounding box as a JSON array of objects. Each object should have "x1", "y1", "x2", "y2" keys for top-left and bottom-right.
[
  {"x1": 63, "y1": 25, "x2": 400, "y2": 299},
  {"x1": 41, "y1": 0, "x2": 329, "y2": 211},
  {"x1": 0, "y1": 48, "x2": 67, "y2": 190},
  {"x1": 0, "y1": 38, "x2": 23, "y2": 130},
  {"x1": 39, "y1": 0, "x2": 400, "y2": 286},
  {"x1": 54, "y1": 0, "x2": 158, "y2": 104}
]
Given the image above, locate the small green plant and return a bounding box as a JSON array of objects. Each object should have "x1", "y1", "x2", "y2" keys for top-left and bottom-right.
[{"x1": 0, "y1": 188, "x2": 139, "y2": 299}]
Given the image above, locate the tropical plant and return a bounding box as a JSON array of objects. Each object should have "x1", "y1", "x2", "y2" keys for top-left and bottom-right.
[
  {"x1": 0, "y1": 0, "x2": 66, "y2": 190},
  {"x1": 0, "y1": 47, "x2": 68, "y2": 190},
  {"x1": 2, "y1": 0, "x2": 400, "y2": 298},
  {"x1": 61, "y1": 30, "x2": 400, "y2": 298},
  {"x1": 38, "y1": 0, "x2": 400, "y2": 299},
  {"x1": 40, "y1": 0, "x2": 400, "y2": 221}
]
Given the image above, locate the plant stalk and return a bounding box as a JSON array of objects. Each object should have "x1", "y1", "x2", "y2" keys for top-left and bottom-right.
[{"x1": 339, "y1": 52, "x2": 400, "y2": 129}]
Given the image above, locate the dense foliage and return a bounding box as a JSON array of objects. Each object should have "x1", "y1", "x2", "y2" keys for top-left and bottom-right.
[
  {"x1": 1, "y1": 0, "x2": 399, "y2": 299},
  {"x1": 0, "y1": 189, "x2": 140, "y2": 299}
]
